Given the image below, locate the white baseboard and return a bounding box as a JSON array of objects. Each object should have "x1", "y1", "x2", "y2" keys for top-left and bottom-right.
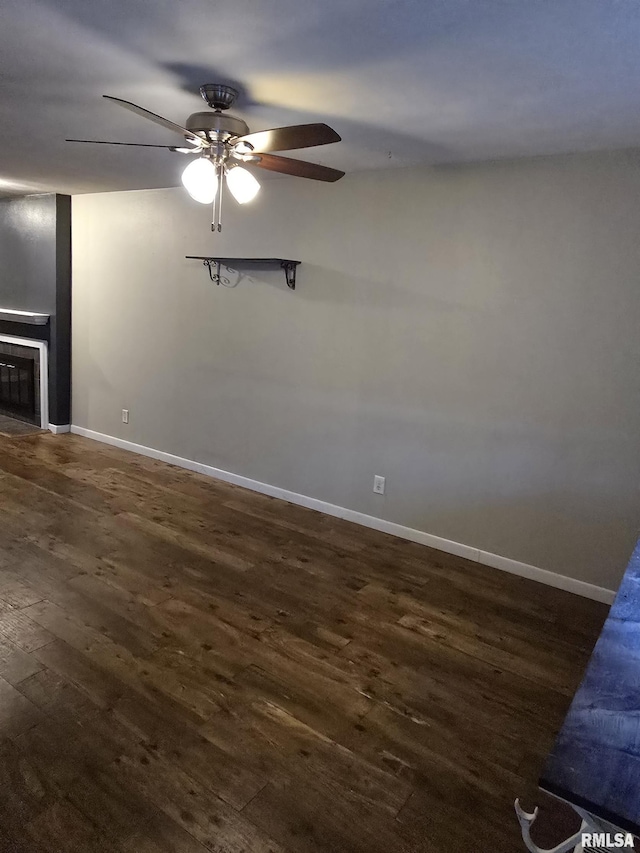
[
  {"x1": 49, "y1": 423, "x2": 71, "y2": 435},
  {"x1": 69, "y1": 424, "x2": 615, "y2": 605}
]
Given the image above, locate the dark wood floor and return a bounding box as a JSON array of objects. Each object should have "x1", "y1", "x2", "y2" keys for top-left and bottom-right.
[
  {"x1": 0, "y1": 432, "x2": 608, "y2": 852},
  {"x1": 0, "y1": 416, "x2": 43, "y2": 438}
]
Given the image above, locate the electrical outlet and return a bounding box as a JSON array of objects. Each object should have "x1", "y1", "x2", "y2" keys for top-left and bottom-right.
[
  {"x1": 373, "y1": 475, "x2": 385, "y2": 495},
  {"x1": 122, "y1": 409, "x2": 129, "y2": 424}
]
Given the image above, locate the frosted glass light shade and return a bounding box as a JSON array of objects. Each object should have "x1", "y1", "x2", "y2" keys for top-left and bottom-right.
[
  {"x1": 181, "y1": 158, "x2": 218, "y2": 204},
  {"x1": 226, "y1": 166, "x2": 260, "y2": 204}
]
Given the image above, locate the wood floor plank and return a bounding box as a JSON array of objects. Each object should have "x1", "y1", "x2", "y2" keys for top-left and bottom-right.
[
  {"x1": 25, "y1": 799, "x2": 121, "y2": 853},
  {"x1": 119, "y1": 810, "x2": 213, "y2": 853},
  {"x1": 26, "y1": 603, "x2": 221, "y2": 723},
  {"x1": 30, "y1": 639, "x2": 124, "y2": 712},
  {"x1": 217, "y1": 698, "x2": 412, "y2": 816},
  {"x1": 109, "y1": 742, "x2": 287, "y2": 853},
  {"x1": 65, "y1": 766, "x2": 159, "y2": 843},
  {"x1": 0, "y1": 737, "x2": 57, "y2": 835},
  {"x1": 0, "y1": 570, "x2": 43, "y2": 609},
  {"x1": 0, "y1": 608, "x2": 55, "y2": 653},
  {"x1": 242, "y1": 770, "x2": 416, "y2": 853},
  {"x1": 30, "y1": 578, "x2": 163, "y2": 658},
  {"x1": 111, "y1": 689, "x2": 269, "y2": 811},
  {"x1": 0, "y1": 673, "x2": 45, "y2": 738},
  {"x1": 0, "y1": 636, "x2": 44, "y2": 685}
]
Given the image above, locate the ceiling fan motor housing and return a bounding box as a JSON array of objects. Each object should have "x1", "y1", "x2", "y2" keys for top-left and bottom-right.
[{"x1": 186, "y1": 111, "x2": 249, "y2": 142}]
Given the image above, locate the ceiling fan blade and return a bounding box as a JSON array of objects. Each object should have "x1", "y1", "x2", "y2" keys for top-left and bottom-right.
[
  {"x1": 66, "y1": 138, "x2": 200, "y2": 154},
  {"x1": 103, "y1": 95, "x2": 205, "y2": 144},
  {"x1": 235, "y1": 123, "x2": 340, "y2": 153},
  {"x1": 66, "y1": 138, "x2": 178, "y2": 148},
  {"x1": 253, "y1": 153, "x2": 344, "y2": 182}
]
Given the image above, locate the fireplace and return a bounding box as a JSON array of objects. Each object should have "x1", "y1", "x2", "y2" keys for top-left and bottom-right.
[
  {"x1": 0, "y1": 350, "x2": 36, "y2": 422},
  {"x1": 0, "y1": 194, "x2": 71, "y2": 430},
  {"x1": 0, "y1": 337, "x2": 48, "y2": 427}
]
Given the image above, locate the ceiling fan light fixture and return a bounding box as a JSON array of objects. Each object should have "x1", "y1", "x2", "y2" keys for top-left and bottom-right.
[
  {"x1": 226, "y1": 165, "x2": 260, "y2": 204},
  {"x1": 234, "y1": 140, "x2": 254, "y2": 156},
  {"x1": 181, "y1": 157, "x2": 218, "y2": 204}
]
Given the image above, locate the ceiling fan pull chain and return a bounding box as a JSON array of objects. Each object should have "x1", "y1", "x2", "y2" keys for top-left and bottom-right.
[{"x1": 211, "y1": 161, "x2": 224, "y2": 233}]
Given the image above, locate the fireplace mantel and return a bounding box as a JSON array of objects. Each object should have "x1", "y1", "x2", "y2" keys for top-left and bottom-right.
[{"x1": 0, "y1": 308, "x2": 50, "y2": 325}]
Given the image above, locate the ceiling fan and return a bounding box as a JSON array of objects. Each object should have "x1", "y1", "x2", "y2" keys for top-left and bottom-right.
[{"x1": 67, "y1": 84, "x2": 345, "y2": 231}]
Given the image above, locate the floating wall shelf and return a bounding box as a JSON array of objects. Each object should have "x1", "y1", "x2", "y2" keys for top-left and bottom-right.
[{"x1": 186, "y1": 257, "x2": 301, "y2": 289}]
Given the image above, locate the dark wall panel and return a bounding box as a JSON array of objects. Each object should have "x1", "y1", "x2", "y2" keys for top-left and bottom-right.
[{"x1": 0, "y1": 193, "x2": 71, "y2": 425}]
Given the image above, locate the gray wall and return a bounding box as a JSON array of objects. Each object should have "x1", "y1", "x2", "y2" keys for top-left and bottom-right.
[
  {"x1": 71, "y1": 149, "x2": 640, "y2": 590},
  {"x1": 0, "y1": 193, "x2": 72, "y2": 424}
]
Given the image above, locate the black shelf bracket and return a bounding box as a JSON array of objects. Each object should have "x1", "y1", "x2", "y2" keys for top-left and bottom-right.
[
  {"x1": 186, "y1": 257, "x2": 301, "y2": 290},
  {"x1": 280, "y1": 261, "x2": 298, "y2": 289}
]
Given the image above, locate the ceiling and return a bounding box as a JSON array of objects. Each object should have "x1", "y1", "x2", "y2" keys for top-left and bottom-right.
[{"x1": 2, "y1": 0, "x2": 640, "y2": 195}]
